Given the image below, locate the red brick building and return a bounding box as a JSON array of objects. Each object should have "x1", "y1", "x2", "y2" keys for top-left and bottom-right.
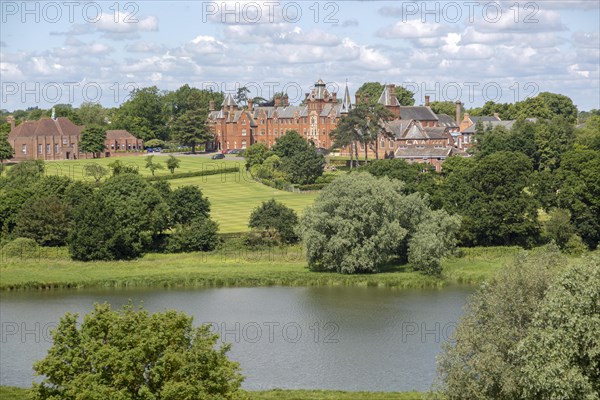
[{"x1": 6, "y1": 116, "x2": 143, "y2": 161}]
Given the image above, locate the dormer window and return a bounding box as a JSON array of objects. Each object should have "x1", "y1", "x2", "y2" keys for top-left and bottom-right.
[{"x1": 242, "y1": 119, "x2": 246, "y2": 125}]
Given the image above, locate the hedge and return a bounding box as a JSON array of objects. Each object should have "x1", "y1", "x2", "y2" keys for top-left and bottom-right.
[{"x1": 146, "y1": 167, "x2": 240, "y2": 181}]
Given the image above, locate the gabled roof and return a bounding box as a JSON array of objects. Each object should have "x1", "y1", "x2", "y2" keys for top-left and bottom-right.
[
  {"x1": 384, "y1": 119, "x2": 419, "y2": 139},
  {"x1": 423, "y1": 127, "x2": 451, "y2": 139},
  {"x1": 378, "y1": 84, "x2": 400, "y2": 107},
  {"x1": 399, "y1": 106, "x2": 438, "y2": 121},
  {"x1": 8, "y1": 117, "x2": 83, "y2": 139},
  {"x1": 105, "y1": 130, "x2": 139, "y2": 141},
  {"x1": 470, "y1": 116, "x2": 500, "y2": 123}
]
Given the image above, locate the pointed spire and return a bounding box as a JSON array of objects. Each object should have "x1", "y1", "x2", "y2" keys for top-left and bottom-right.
[
  {"x1": 377, "y1": 83, "x2": 400, "y2": 107},
  {"x1": 341, "y1": 79, "x2": 352, "y2": 114},
  {"x1": 221, "y1": 93, "x2": 239, "y2": 108}
]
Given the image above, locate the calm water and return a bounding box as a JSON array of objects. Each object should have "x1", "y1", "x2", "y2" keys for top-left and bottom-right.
[{"x1": 0, "y1": 286, "x2": 470, "y2": 391}]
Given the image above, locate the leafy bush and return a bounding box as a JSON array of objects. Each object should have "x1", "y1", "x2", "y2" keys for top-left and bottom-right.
[
  {"x1": 31, "y1": 303, "x2": 244, "y2": 400},
  {"x1": 248, "y1": 199, "x2": 299, "y2": 244},
  {"x1": 167, "y1": 217, "x2": 220, "y2": 253},
  {"x1": 2, "y1": 237, "x2": 40, "y2": 259},
  {"x1": 297, "y1": 183, "x2": 326, "y2": 191},
  {"x1": 14, "y1": 196, "x2": 71, "y2": 246}
]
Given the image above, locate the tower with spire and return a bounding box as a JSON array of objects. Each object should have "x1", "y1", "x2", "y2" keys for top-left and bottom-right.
[{"x1": 341, "y1": 80, "x2": 352, "y2": 114}]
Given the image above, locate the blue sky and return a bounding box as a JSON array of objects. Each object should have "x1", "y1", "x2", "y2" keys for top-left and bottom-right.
[{"x1": 1, "y1": 1, "x2": 599, "y2": 111}]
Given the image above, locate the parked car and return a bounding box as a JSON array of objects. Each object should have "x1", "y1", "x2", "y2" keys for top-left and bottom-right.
[
  {"x1": 211, "y1": 153, "x2": 225, "y2": 160},
  {"x1": 230, "y1": 149, "x2": 242, "y2": 155},
  {"x1": 221, "y1": 149, "x2": 230, "y2": 154},
  {"x1": 227, "y1": 149, "x2": 236, "y2": 154},
  {"x1": 316, "y1": 147, "x2": 329, "y2": 156}
]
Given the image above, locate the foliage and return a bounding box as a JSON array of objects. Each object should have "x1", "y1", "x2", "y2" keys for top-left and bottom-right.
[
  {"x1": 169, "y1": 185, "x2": 211, "y2": 225},
  {"x1": 361, "y1": 159, "x2": 438, "y2": 199},
  {"x1": 165, "y1": 155, "x2": 181, "y2": 173},
  {"x1": 167, "y1": 217, "x2": 220, "y2": 253},
  {"x1": 145, "y1": 138, "x2": 166, "y2": 148},
  {"x1": 355, "y1": 82, "x2": 415, "y2": 106},
  {"x1": 0, "y1": 132, "x2": 13, "y2": 162},
  {"x1": 79, "y1": 125, "x2": 106, "y2": 157},
  {"x1": 272, "y1": 131, "x2": 324, "y2": 184},
  {"x1": 248, "y1": 199, "x2": 299, "y2": 244},
  {"x1": 299, "y1": 173, "x2": 458, "y2": 274},
  {"x1": 436, "y1": 244, "x2": 565, "y2": 399},
  {"x1": 14, "y1": 196, "x2": 71, "y2": 246},
  {"x1": 408, "y1": 211, "x2": 461, "y2": 275},
  {"x1": 108, "y1": 159, "x2": 139, "y2": 175},
  {"x1": 31, "y1": 303, "x2": 244, "y2": 400},
  {"x1": 555, "y1": 148, "x2": 600, "y2": 249},
  {"x1": 69, "y1": 173, "x2": 169, "y2": 261},
  {"x1": 145, "y1": 166, "x2": 240, "y2": 181},
  {"x1": 428, "y1": 101, "x2": 457, "y2": 117},
  {"x1": 4, "y1": 159, "x2": 44, "y2": 185},
  {"x1": 171, "y1": 110, "x2": 211, "y2": 153},
  {"x1": 251, "y1": 154, "x2": 283, "y2": 180},
  {"x1": 543, "y1": 208, "x2": 576, "y2": 249},
  {"x1": 111, "y1": 86, "x2": 168, "y2": 141},
  {"x1": 76, "y1": 102, "x2": 106, "y2": 126},
  {"x1": 575, "y1": 115, "x2": 600, "y2": 150},
  {"x1": 145, "y1": 154, "x2": 164, "y2": 176},
  {"x1": 83, "y1": 163, "x2": 108, "y2": 184},
  {"x1": 1, "y1": 237, "x2": 40, "y2": 258},
  {"x1": 243, "y1": 142, "x2": 271, "y2": 169}
]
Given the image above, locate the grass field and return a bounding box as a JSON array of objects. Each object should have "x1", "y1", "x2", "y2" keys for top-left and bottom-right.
[
  {"x1": 0, "y1": 386, "x2": 423, "y2": 400},
  {"x1": 36, "y1": 155, "x2": 319, "y2": 234},
  {"x1": 0, "y1": 243, "x2": 529, "y2": 291}
]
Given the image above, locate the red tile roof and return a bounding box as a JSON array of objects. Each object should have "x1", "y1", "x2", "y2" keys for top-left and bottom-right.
[{"x1": 8, "y1": 117, "x2": 84, "y2": 139}]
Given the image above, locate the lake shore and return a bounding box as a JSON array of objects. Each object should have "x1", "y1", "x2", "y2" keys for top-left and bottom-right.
[{"x1": 0, "y1": 245, "x2": 523, "y2": 291}]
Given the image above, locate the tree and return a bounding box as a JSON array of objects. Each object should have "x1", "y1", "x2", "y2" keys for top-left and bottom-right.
[
  {"x1": 166, "y1": 155, "x2": 181, "y2": 174},
  {"x1": 169, "y1": 186, "x2": 210, "y2": 225},
  {"x1": 361, "y1": 159, "x2": 438, "y2": 197},
  {"x1": 543, "y1": 208, "x2": 576, "y2": 249},
  {"x1": 243, "y1": 142, "x2": 271, "y2": 169},
  {"x1": 111, "y1": 86, "x2": 168, "y2": 141},
  {"x1": 14, "y1": 196, "x2": 71, "y2": 246},
  {"x1": 299, "y1": 173, "x2": 457, "y2": 274},
  {"x1": 555, "y1": 148, "x2": 600, "y2": 249},
  {"x1": 248, "y1": 199, "x2": 299, "y2": 244},
  {"x1": 536, "y1": 92, "x2": 578, "y2": 124},
  {"x1": 76, "y1": 102, "x2": 106, "y2": 126},
  {"x1": 145, "y1": 155, "x2": 164, "y2": 176},
  {"x1": 69, "y1": 173, "x2": 169, "y2": 261},
  {"x1": 83, "y1": 163, "x2": 108, "y2": 184},
  {"x1": 575, "y1": 115, "x2": 600, "y2": 150},
  {"x1": 79, "y1": 125, "x2": 106, "y2": 158},
  {"x1": 171, "y1": 110, "x2": 211, "y2": 153},
  {"x1": 516, "y1": 255, "x2": 600, "y2": 399},
  {"x1": 272, "y1": 131, "x2": 324, "y2": 184},
  {"x1": 429, "y1": 101, "x2": 457, "y2": 116},
  {"x1": 167, "y1": 217, "x2": 219, "y2": 253},
  {"x1": 436, "y1": 245, "x2": 564, "y2": 400},
  {"x1": 108, "y1": 160, "x2": 139, "y2": 175},
  {"x1": 31, "y1": 303, "x2": 244, "y2": 400},
  {"x1": 356, "y1": 82, "x2": 415, "y2": 106},
  {"x1": 234, "y1": 86, "x2": 250, "y2": 107},
  {"x1": 0, "y1": 132, "x2": 13, "y2": 163}
]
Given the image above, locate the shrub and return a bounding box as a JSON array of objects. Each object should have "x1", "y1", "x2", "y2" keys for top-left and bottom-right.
[
  {"x1": 2, "y1": 237, "x2": 40, "y2": 259},
  {"x1": 248, "y1": 199, "x2": 299, "y2": 244},
  {"x1": 31, "y1": 303, "x2": 244, "y2": 400},
  {"x1": 167, "y1": 217, "x2": 220, "y2": 253},
  {"x1": 14, "y1": 196, "x2": 71, "y2": 246}
]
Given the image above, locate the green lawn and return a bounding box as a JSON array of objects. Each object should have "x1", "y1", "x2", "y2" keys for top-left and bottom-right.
[
  {"x1": 39, "y1": 155, "x2": 318, "y2": 234},
  {"x1": 0, "y1": 244, "x2": 530, "y2": 291},
  {"x1": 0, "y1": 386, "x2": 423, "y2": 400}
]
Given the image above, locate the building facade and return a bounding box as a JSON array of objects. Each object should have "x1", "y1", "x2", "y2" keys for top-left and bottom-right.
[{"x1": 6, "y1": 116, "x2": 143, "y2": 161}]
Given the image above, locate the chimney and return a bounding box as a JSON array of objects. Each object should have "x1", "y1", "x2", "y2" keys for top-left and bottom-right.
[
  {"x1": 247, "y1": 98, "x2": 253, "y2": 111},
  {"x1": 283, "y1": 95, "x2": 289, "y2": 107},
  {"x1": 425, "y1": 95, "x2": 430, "y2": 107},
  {"x1": 6, "y1": 115, "x2": 15, "y2": 131},
  {"x1": 493, "y1": 112, "x2": 500, "y2": 120},
  {"x1": 455, "y1": 100, "x2": 462, "y2": 125},
  {"x1": 274, "y1": 95, "x2": 281, "y2": 107},
  {"x1": 209, "y1": 100, "x2": 215, "y2": 111},
  {"x1": 332, "y1": 92, "x2": 337, "y2": 102},
  {"x1": 355, "y1": 94, "x2": 361, "y2": 104}
]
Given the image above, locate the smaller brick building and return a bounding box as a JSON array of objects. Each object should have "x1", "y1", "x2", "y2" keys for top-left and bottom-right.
[{"x1": 6, "y1": 116, "x2": 143, "y2": 161}]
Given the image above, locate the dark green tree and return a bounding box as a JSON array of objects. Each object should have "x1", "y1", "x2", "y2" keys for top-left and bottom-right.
[
  {"x1": 0, "y1": 132, "x2": 13, "y2": 163},
  {"x1": 356, "y1": 82, "x2": 415, "y2": 106},
  {"x1": 243, "y1": 142, "x2": 271, "y2": 169},
  {"x1": 14, "y1": 196, "x2": 71, "y2": 246},
  {"x1": 79, "y1": 125, "x2": 106, "y2": 158},
  {"x1": 76, "y1": 102, "x2": 107, "y2": 126},
  {"x1": 165, "y1": 155, "x2": 181, "y2": 174},
  {"x1": 112, "y1": 86, "x2": 168, "y2": 141},
  {"x1": 171, "y1": 110, "x2": 211, "y2": 153},
  {"x1": 429, "y1": 101, "x2": 457, "y2": 116},
  {"x1": 169, "y1": 186, "x2": 210, "y2": 225},
  {"x1": 31, "y1": 303, "x2": 244, "y2": 400},
  {"x1": 248, "y1": 199, "x2": 299, "y2": 244},
  {"x1": 272, "y1": 131, "x2": 324, "y2": 184},
  {"x1": 167, "y1": 217, "x2": 219, "y2": 253}
]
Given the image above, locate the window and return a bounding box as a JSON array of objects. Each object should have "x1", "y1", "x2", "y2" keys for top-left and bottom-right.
[
  {"x1": 54, "y1": 144, "x2": 59, "y2": 154},
  {"x1": 47, "y1": 144, "x2": 51, "y2": 153},
  {"x1": 22, "y1": 144, "x2": 27, "y2": 154},
  {"x1": 360, "y1": 143, "x2": 365, "y2": 150},
  {"x1": 241, "y1": 140, "x2": 247, "y2": 149},
  {"x1": 62, "y1": 138, "x2": 68, "y2": 145},
  {"x1": 380, "y1": 138, "x2": 385, "y2": 148},
  {"x1": 322, "y1": 128, "x2": 325, "y2": 136},
  {"x1": 242, "y1": 129, "x2": 247, "y2": 136},
  {"x1": 274, "y1": 129, "x2": 278, "y2": 136},
  {"x1": 38, "y1": 144, "x2": 42, "y2": 154},
  {"x1": 260, "y1": 129, "x2": 265, "y2": 136},
  {"x1": 260, "y1": 119, "x2": 264, "y2": 124},
  {"x1": 234, "y1": 142, "x2": 237, "y2": 149},
  {"x1": 111, "y1": 144, "x2": 115, "y2": 150},
  {"x1": 389, "y1": 139, "x2": 394, "y2": 148},
  {"x1": 303, "y1": 128, "x2": 307, "y2": 135},
  {"x1": 242, "y1": 119, "x2": 246, "y2": 125}
]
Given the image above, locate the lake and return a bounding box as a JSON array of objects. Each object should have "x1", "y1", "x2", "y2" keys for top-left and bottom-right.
[{"x1": 0, "y1": 286, "x2": 471, "y2": 391}]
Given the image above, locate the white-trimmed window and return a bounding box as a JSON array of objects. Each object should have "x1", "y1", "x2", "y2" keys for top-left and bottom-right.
[
  {"x1": 22, "y1": 144, "x2": 27, "y2": 154},
  {"x1": 242, "y1": 129, "x2": 247, "y2": 136},
  {"x1": 241, "y1": 140, "x2": 247, "y2": 149}
]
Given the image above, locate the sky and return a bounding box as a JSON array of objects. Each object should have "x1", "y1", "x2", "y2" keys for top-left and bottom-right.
[{"x1": 1, "y1": 0, "x2": 599, "y2": 111}]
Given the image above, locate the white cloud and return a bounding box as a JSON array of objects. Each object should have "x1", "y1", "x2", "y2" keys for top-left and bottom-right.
[
  {"x1": 378, "y1": 20, "x2": 450, "y2": 39},
  {"x1": 96, "y1": 13, "x2": 158, "y2": 33}
]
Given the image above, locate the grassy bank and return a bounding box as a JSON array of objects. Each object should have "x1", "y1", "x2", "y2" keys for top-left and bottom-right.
[
  {"x1": 0, "y1": 244, "x2": 526, "y2": 291},
  {"x1": 0, "y1": 386, "x2": 422, "y2": 400},
  {"x1": 19, "y1": 155, "x2": 319, "y2": 234}
]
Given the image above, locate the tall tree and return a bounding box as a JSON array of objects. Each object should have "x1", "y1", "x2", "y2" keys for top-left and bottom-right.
[
  {"x1": 79, "y1": 125, "x2": 106, "y2": 158},
  {"x1": 0, "y1": 132, "x2": 14, "y2": 163},
  {"x1": 76, "y1": 102, "x2": 107, "y2": 126},
  {"x1": 356, "y1": 82, "x2": 415, "y2": 106},
  {"x1": 234, "y1": 86, "x2": 250, "y2": 107},
  {"x1": 145, "y1": 155, "x2": 164, "y2": 176},
  {"x1": 112, "y1": 86, "x2": 168, "y2": 141},
  {"x1": 171, "y1": 110, "x2": 211, "y2": 153}
]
